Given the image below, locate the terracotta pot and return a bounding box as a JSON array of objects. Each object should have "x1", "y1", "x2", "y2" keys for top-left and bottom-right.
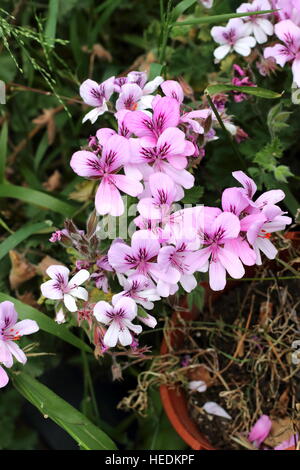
[{"x1": 160, "y1": 231, "x2": 299, "y2": 451}]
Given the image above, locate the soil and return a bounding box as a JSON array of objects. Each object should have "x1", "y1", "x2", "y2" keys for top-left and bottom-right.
[{"x1": 184, "y1": 277, "x2": 300, "y2": 450}]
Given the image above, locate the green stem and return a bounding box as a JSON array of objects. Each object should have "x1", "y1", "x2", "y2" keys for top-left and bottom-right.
[
  {"x1": 81, "y1": 337, "x2": 100, "y2": 426},
  {"x1": 205, "y1": 92, "x2": 247, "y2": 171}
]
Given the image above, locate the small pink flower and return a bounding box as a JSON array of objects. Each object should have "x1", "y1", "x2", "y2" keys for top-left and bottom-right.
[
  {"x1": 248, "y1": 415, "x2": 272, "y2": 447},
  {"x1": 70, "y1": 135, "x2": 143, "y2": 216},
  {"x1": 211, "y1": 18, "x2": 256, "y2": 60},
  {"x1": 113, "y1": 274, "x2": 160, "y2": 310},
  {"x1": 0, "y1": 301, "x2": 39, "y2": 388},
  {"x1": 41, "y1": 265, "x2": 90, "y2": 312},
  {"x1": 194, "y1": 209, "x2": 245, "y2": 291},
  {"x1": 80, "y1": 77, "x2": 115, "y2": 124},
  {"x1": 137, "y1": 172, "x2": 177, "y2": 222},
  {"x1": 264, "y1": 19, "x2": 300, "y2": 86},
  {"x1": 93, "y1": 296, "x2": 142, "y2": 347},
  {"x1": 108, "y1": 230, "x2": 160, "y2": 278},
  {"x1": 236, "y1": 0, "x2": 274, "y2": 44}
]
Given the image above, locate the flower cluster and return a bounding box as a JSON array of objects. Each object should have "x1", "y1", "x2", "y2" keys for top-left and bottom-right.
[
  {"x1": 0, "y1": 301, "x2": 39, "y2": 388},
  {"x1": 41, "y1": 72, "x2": 291, "y2": 352},
  {"x1": 211, "y1": 0, "x2": 300, "y2": 87}
]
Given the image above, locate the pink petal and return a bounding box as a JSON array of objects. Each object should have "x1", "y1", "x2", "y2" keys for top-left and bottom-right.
[
  {"x1": 116, "y1": 83, "x2": 143, "y2": 111},
  {"x1": 125, "y1": 110, "x2": 155, "y2": 141},
  {"x1": 255, "y1": 189, "x2": 285, "y2": 207},
  {"x1": 264, "y1": 44, "x2": 292, "y2": 67},
  {"x1": 0, "y1": 301, "x2": 18, "y2": 329},
  {"x1": 101, "y1": 135, "x2": 129, "y2": 171},
  {"x1": 80, "y1": 79, "x2": 104, "y2": 107},
  {"x1": 108, "y1": 242, "x2": 134, "y2": 272},
  {"x1": 292, "y1": 57, "x2": 300, "y2": 87},
  {"x1": 63, "y1": 294, "x2": 78, "y2": 312},
  {"x1": 131, "y1": 230, "x2": 160, "y2": 259},
  {"x1": 95, "y1": 179, "x2": 124, "y2": 216},
  {"x1": 112, "y1": 296, "x2": 137, "y2": 321},
  {"x1": 209, "y1": 259, "x2": 226, "y2": 291},
  {"x1": 96, "y1": 128, "x2": 116, "y2": 145},
  {"x1": 104, "y1": 321, "x2": 120, "y2": 347},
  {"x1": 232, "y1": 170, "x2": 257, "y2": 198},
  {"x1": 112, "y1": 174, "x2": 143, "y2": 197},
  {"x1": 70, "y1": 151, "x2": 102, "y2": 178},
  {"x1": 40, "y1": 279, "x2": 64, "y2": 300},
  {"x1": 212, "y1": 212, "x2": 241, "y2": 240},
  {"x1": 149, "y1": 172, "x2": 176, "y2": 205},
  {"x1": 0, "y1": 342, "x2": 13, "y2": 367},
  {"x1": 275, "y1": 19, "x2": 300, "y2": 46},
  {"x1": 7, "y1": 341, "x2": 27, "y2": 364},
  {"x1": 94, "y1": 300, "x2": 114, "y2": 324},
  {"x1": 160, "y1": 80, "x2": 184, "y2": 103},
  {"x1": 0, "y1": 366, "x2": 9, "y2": 388},
  {"x1": 14, "y1": 319, "x2": 39, "y2": 336},
  {"x1": 217, "y1": 247, "x2": 245, "y2": 279},
  {"x1": 142, "y1": 76, "x2": 164, "y2": 94},
  {"x1": 118, "y1": 326, "x2": 133, "y2": 346},
  {"x1": 221, "y1": 187, "x2": 249, "y2": 215},
  {"x1": 152, "y1": 97, "x2": 180, "y2": 131}
]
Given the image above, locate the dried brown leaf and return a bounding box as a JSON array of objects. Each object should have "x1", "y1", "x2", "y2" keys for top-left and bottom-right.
[{"x1": 9, "y1": 250, "x2": 36, "y2": 289}]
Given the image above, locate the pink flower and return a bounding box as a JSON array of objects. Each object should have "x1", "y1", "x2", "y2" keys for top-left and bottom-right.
[
  {"x1": 80, "y1": 77, "x2": 115, "y2": 123},
  {"x1": 242, "y1": 204, "x2": 292, "y2": 264},
  {"x1": 41, "y1": 265, "x2": 90, "y2": 312},
  {"x1": 156, "y1": 241, "x2": 199, "y2": 296},
  {"x1": 194, "y1": 210, "x2": 245, "y2": 291},
  {"x1": 211, "y1": 18, "x2": 256, "y2": 60},
  {"x1": 264, "y1": 19, "x2": 300, "y2": 86},
  {"x1": 0, "y1": 301, "x2": 39, "y2": 387},
  {"x1": 108, "y1": 230, "x2": 160, "y2": 278},
  {"x1": 132, "y1": 127, "x2": 195, "y2": 191},
  {"x1": 70, "y1": 135, "x2": 143, "y2": 216},
  {"x1": 112, "y1": 274, "x2": 160, "y2": 310},
  {"x1": 93, "y1": 297, "x2": 142, "y2": 347},
  {"x1": 237, "y1": 0, "x2": 274, "y2": 44},
  {"x1": 272, "y1": 0, "x2": 300, "y2": 25},
  {"x1": 125, "y1": 96, "x2": 180, "y2": 143},
  {"x1": 232, "y1": 170, "x2": 285, "y2": 209},
  {"x1": 248, "y1": 415, "x2": 272, "y2": 447},
  {"x1": 137, "y1": 172, "x2": 177, "y2": 222},
  {"x1": 116, "y1": 75, "x2": 164, "y2": 112}
]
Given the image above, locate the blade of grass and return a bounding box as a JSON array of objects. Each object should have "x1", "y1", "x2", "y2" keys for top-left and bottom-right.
[
  {"x1": 11, "y1": 371, "x2": 117, "y2": 450},
  {"x1": 0, "y1": 183, "x2": 78, "y2": 216},
  {"x1": 0, "y1": 221, "x2": 52, "y2": 261},
  {"x1": 0, "y1": 121, "x2": 8, "y2": 183},
  {"x1": 172, "y1": 9, "x2": 277, "y2": 26},
  {"x1": 45, "y1": 0, "x2": 59, "y2": 46},
  {"x1": 0, "y1": 293, "x2": 92, "y2": 353}
]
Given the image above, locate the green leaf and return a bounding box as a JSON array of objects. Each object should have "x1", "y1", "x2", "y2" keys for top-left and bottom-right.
[
  {"x1": 45, "y1": 0, "x2": 59, "y2": 45},
  {"x1": 0, "y1": 293, "x2": 92, "y2": 353},
  {"x1": 0, "y1": 121, "x2": 8, "y2": 184},
  {"x1": 148, "y1": 62, "x2": 164, "y2": 81},
  {"x1": 12, "y1": 371, "x2": 117, "y2": 450},
  {"x1": 187, "y1": 284, "x2": 205, "y2": 311},
  {"x1": 171, "y1": 0, "x2": 197, "y2": 21},
  {"x1": 206, "y1": 84, "x2": 282, "y2": 99},
  {"x1": 0, "y1": 184, "x2": 77, "y2": 216},
  {"x1": 0, "y1": 221, "x2": 52, "y2": 261},
  {"x1": 172, "y1": 9, "x2": 277, "y2": 26},
  {"x1": 182, "y1": 185, "x2": 204, "y2": 204}
]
